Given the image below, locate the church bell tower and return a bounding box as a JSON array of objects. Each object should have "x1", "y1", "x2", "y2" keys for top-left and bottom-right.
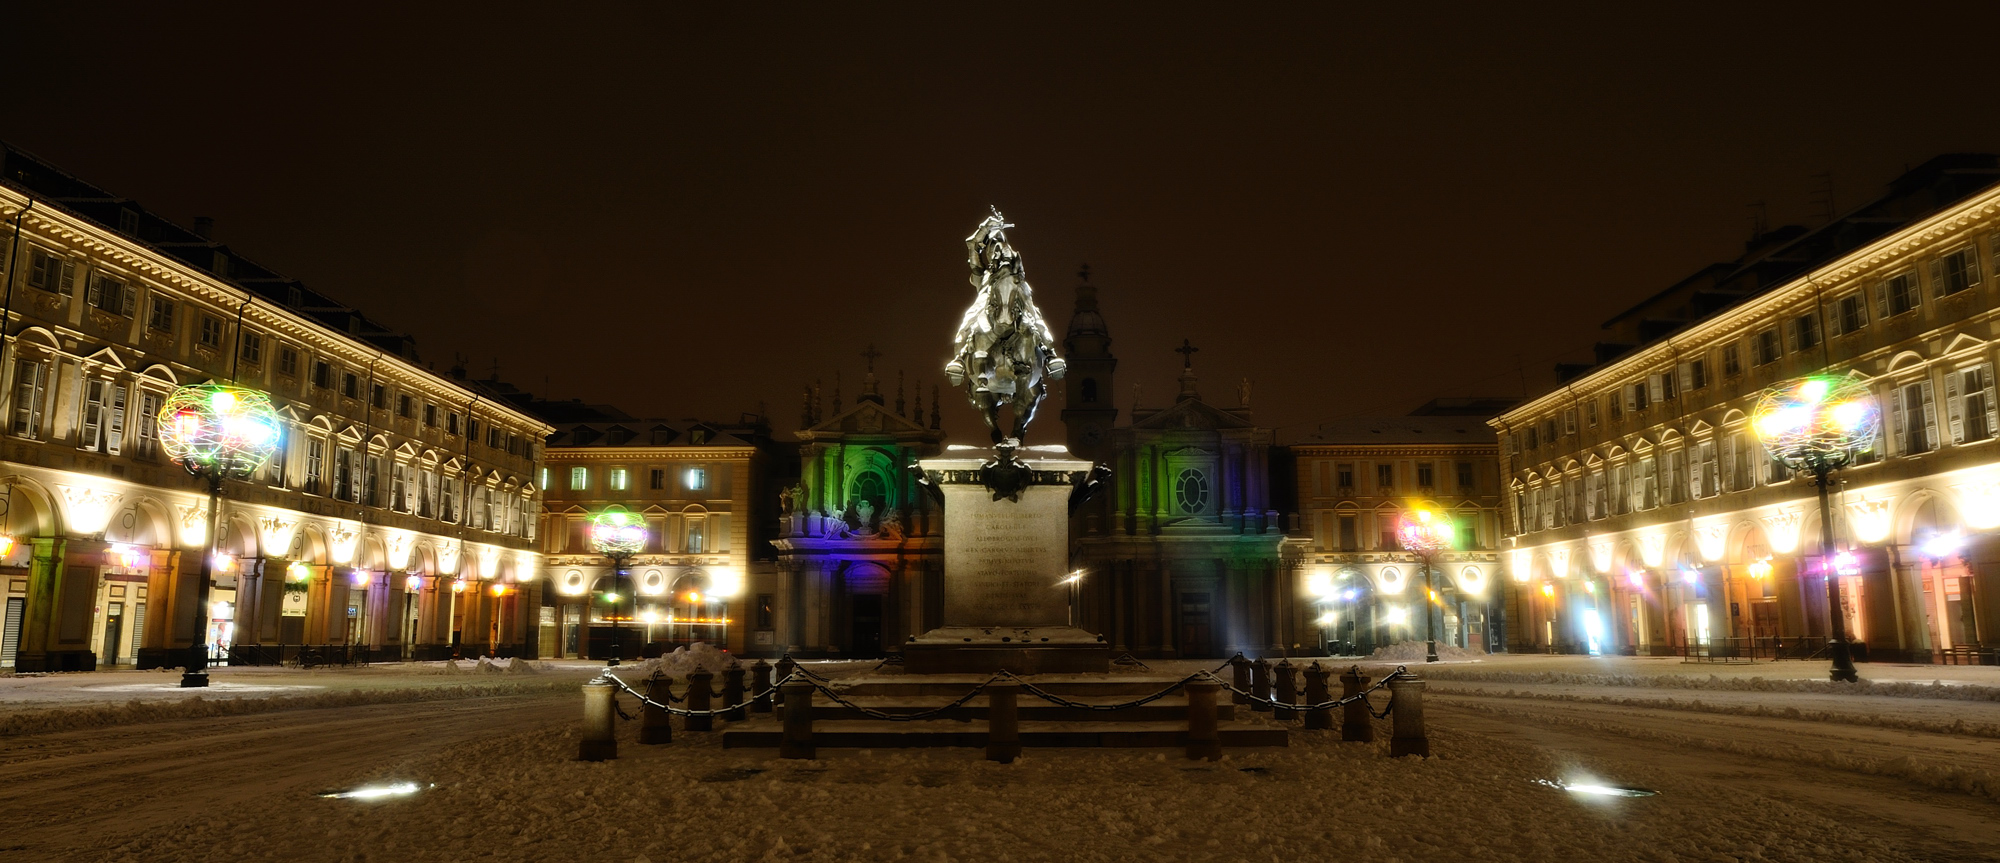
[{"x1": 1061, "y1": 264, "x2": 1118, "y2": 462}]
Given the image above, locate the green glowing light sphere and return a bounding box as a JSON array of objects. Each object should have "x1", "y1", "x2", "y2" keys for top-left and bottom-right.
[
  {"x1": 1751, "y1": 374, "x2": 1880, "y2": 472},
  {"x1": 158, "y1": 384, "x2": 283, "y2": 478},
  {"x1": 588, "y1": 509, "x2": 647, "y2": 557}
]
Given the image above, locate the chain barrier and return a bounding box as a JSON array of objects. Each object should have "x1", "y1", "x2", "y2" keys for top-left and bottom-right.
[
  {"x1": 1001, "y1": 670, "x2": 1199, "y2": 711},
  {"x1": 806, "y1": 678, "x2": 994, "y2": 721},
  {"x1": 598, "y1": 670, "x2": 795, "y2": 719},
  {"x1": 1208, "y1": 666, "x2": 1407, "y2": 718}
]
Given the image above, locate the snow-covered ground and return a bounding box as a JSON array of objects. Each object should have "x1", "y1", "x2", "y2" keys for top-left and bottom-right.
[{"x1": 6, "y1": 653, "x2": 1998, "y2": 862}]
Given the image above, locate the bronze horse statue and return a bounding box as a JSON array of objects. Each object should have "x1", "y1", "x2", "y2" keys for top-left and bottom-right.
[{"x1": 945, "y1": 209, "x2": 1066, "y2": 446}]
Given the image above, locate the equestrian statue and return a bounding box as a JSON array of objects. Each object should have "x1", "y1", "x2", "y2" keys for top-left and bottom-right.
[{"x1": 944, "y1": 208, "x2": 1067, "y2": 446}]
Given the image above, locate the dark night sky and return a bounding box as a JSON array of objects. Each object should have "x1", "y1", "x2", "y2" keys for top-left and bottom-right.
[{"x1": 10, "y1": 4, "x2": 2000, "y2": 442}]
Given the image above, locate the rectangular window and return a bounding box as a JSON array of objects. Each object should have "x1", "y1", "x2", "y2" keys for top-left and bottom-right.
[
  {"x1": 1753, "y1": 329, "x2": 1782, "y2": 365},
  {"x1": 649, "y1": 468, "x2": 665, "y2": 490},
  {"x1": 610, "y1": 469, "x2": 628, "y2": 491},
  {"x1": 1562, "y1": 409, "x2": 1577, "y2": 435},
  {"x1": 104, "y1": 383, "x2": 126, "y2": 456},
  {"x1": 1882, "y1": 270, "x2": 1920, "y2": 317},
  {"x1": 441, "y1": 476, "x2": 459, "y2": 522},
  {"x1": 1723, "y1": 343, "x2": 1742, "y2": 376},
  {"x1": 342, "y1": 373, "x2": 358, "y2": 399},
  {"x1": 1610, "y1": 464, "x2": 1630, "y2": 515},
  {"x1": 1727, "y1": 433, "x2": 1750, "y2": 492},
  {"x1": 1525, "y1": 426, "x2": 1539, "y2": 450},
  {"x1": 448, "y1": 412, "x2": 461, "y2": 436},
  {"x1": 1933, "y1": 247, "x2": 1981, "y2": 298},
  {"x1": 397, "y1": 394, "x2": 412, "y2": 418},
  {"x1": 1585, "y1": 400, "x2": 1598, "y2": 427},
  {"x1": 1663, "y1": 450, "x2": 1685, "y2": 505},
  {"x1": 137, "y1": 391, "x2": 159, "y2": 457},
  {"x1": 27, "y1": 249, "x2": 75, "y2": 295},
  {"x1": 1586, "y1": 470, "x2": 1605, "y2": 519},
  {"x1": 569, "y1": 466, "x2": 587, "y2": 490},
  {"x1": 336, "y1": 449, "x2": 356, "y2": 501},
  {"x1": 198, "y1": 315, "x2": 223, "y2": 348},
  {"x1": 1338, "y1": 516, "x2": 1357, "y2": 551},
  {"x1": 148, "y1": 297, "x2": 176, "y2": 332},
  {"x1": 239, "y1": 331, "x2": 263, "y2": 364},
  {"x1": 1336, "y1": 464, "x2": 1354, "y2": 489},
  {"x1": 1763, "y1": 440, "x2": 1790, "y2": 484},
  {"x1": 756, "y1": 594, "x2": 776, "y2": 630},
  {"x1": 686, "y1": 520, "x2": 705, "y2": 554},
  {"x1": 1638, "y1": 456, "x2": 1657, "y2": 511},
  {"x1": 305, "y1": 438, "x2": 326, "y2": 495},
  {"x1": 1697, "y1": 440, "x2": 1718, "y2": 498},
  {"x1": 312, "y1": 361, "x2": 331, "y2": 389},
  {"x1": 1948, "y1": 364, "x2": 1999, "y2": 445},
  {"x1": 466, "y1": 417, "x2": 480, "y2": 441},
  {"x1": 1834, "y1": 292, "x2": 1868, "y2": 335},
  {"x1": 11, "y1": 360, "x2": 46, "y2": 439},
  {"x1": 87, "y1": 274, "x2": 133, "y2": 315},
  {"x1": 686, "y1": 467, "x2": 707, "y2": 492},
  {"x1": 1378, "y1": 517, "x2": 1399, "y2": 550},
  {"x1": 424, "y1": 403, "x2": 438, "y2": 426},
  {"x1": 1608, "y1": 391, "x2": 1622, "y2": 421},
  {"x1": 266, "y1": 425, "x2": 286, "y2": 486},
  {"x1": 1678, "y1": 359, "x2": 1707, "y2": 392},
  {"x1": 370, "y1": 384, "x2": 386, "y2": 409},
  {"x1": 1376, "y1": 463, "x2": 1393, "y2": 489},
  {"x1": 79, "y1": 379, "x2": 107, "y2": 451},
  {"x1": 1792, "y1": 313, "x2": 1820, "y2": 353},
  {"x1": 1456, "y1": 461, "x2": 1474, "y2": 490},
  {"x1": 1892, "y1": 379, "x2": 1938, "y2": 456},
  {"x1": 364, "y1": 456, "x2": 382, "y2": 507},
  {"x1": 1416, "y1": 463, "x2": 1434, "y2": 488},
  {"x1": 486, "y1": 426, "x2": 501, "y2": 448}
]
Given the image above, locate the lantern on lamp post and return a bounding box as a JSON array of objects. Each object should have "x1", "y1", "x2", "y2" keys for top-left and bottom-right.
[
  {"x1": 157, "y1": 383, "x2": 282, "y2": 688},
  {"x1": 1398, "y1": 507, "x2": 1455, "y2": 663},
  {"x1": 1751, "y1": 374, "x2": 1881, "y2": 683},
  {"x1": 588, "y1": 509, "x2": 647, "y2": 667}
]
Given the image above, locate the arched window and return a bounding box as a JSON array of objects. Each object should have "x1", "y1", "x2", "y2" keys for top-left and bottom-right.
[{"x1": 850, "y1": 471, "x2": 886, "y2": 513}]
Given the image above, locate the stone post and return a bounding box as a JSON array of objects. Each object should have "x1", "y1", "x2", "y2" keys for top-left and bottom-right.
[
  {"x1": 751, "y1": 659, "x2": 774, "y2": 714},
  {"x1": 1387, "y1": 675, "x2": 1429, "y2": 758},
  {"x1": 686, "y1": 670, "x2": 715, "y2": 731},
  {"x1": 639, "y1": 674, "x2": 674, "y2": 745},
  {"x1": 774, "y1": 656, "x2": 797, "y2": 720},
  {"x1": 1273, "y1": 659, "x2": 1296, "y2": 721},
  {"x1": 1250, "y1": 658, "x2": 1272, "y2": 712},
  {"x1": 1185, "y1": 680, "x2": 1222, "y2": 761},
  {"x1": 1339, "y1": 666, "x2": 1373, "y2": 743},
  {"x1": 1228, "y1": 653, "x2": 1250, "y2": 704},
  {"x1": 985, "y1": 682, "x2": 1021, "y2": 764},
  {"x1": 578, "y1": 681, "x2": 617, "y2": 761},
  {"x1": 722, "y1": 664, "x2": 746, "y2": 721},
  {"x1": 1303, "y1": 662, "x2": 1333, "y2": 730},
  {"x1": 780, "y1": 681, "x2": 815, "y2": 760}
]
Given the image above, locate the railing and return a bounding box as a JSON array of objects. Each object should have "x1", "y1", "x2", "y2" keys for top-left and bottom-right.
[{"x1": 1938, "y1": 645, "x2": 1999, "y2": 666}]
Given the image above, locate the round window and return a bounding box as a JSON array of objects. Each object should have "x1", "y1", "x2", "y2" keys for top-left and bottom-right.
[{"x1": 1174, "y1": 468, "x2": 1210, "y2": 513}]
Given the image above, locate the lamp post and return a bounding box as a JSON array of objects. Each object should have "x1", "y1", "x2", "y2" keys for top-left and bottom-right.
[
  {"x1": 1398, "y1": 507, "x2": 1455, "y2": 663},
  {"x1": 588, "y1": 509, "x2": 647, "y2": 667},
  {"x1": 1751, "y1": 374, "x2": 1881, "y2": 683},
  {"x1": 157, "y1": 384, "x2": 282, "y2": 688}
]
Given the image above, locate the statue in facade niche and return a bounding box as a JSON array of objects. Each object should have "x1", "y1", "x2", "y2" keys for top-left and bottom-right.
[
  {"x1": 945, "y1": 208, "x2": 1066, "y2": 446},
  {"x1": 855, "y1": 499, "x2": 877, "y2": 533}
]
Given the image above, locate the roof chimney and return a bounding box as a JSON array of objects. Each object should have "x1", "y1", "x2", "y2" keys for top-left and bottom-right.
[{"x1": 192, "y1": 216, "x2": 214, "y2": 240}]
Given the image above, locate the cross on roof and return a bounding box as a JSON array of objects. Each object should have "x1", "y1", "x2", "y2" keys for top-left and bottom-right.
[
  {"x1": 1175, "y1": 338, "x2": 1199, "y2": 369},
  {"x1": 861, "y1": 343, "x2": 881, "y2": 373}
]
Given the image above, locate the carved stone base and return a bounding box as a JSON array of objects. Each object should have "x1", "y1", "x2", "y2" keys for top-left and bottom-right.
[{"x1": 903, "y1": 626, "x2": 1111, "y2": 674}]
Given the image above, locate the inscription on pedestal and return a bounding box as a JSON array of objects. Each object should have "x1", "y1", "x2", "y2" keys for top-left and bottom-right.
[{"x1": 940, "y1": 482, "x2": 1071, "y2": 626}]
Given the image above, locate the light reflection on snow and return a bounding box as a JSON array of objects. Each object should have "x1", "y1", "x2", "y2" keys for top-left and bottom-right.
[
  {"x1": 318, "y1": 782, "x2": 426, "y2": 800},
  {"x1": 1534, "y1": 778, "x2": 1658, "y2": 798}
]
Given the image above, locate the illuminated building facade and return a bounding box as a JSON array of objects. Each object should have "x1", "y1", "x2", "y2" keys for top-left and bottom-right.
[
  {"x1": 1290, "y1": 409, "x2": 1506, "y2": 656},
  {"x1": 0, "y1": 142, "x2": 548, "y2": 671},
  {"x1": 771, "y1": 368, "x2": 945, "y2": 657},
  {"x1": 538, "y1": 408, "x2": 786, "y2": 658},
  {"x1": 1496, "y1": 155, "x2": 2000, "y2": 662}
]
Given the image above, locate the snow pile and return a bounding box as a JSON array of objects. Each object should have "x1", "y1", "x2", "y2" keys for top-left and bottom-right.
[
  {"x1": 629, "y1": 643, "x2": 736, "y2": 679},
  {"x1": 0, "y1": 678, "x2": 581, "y2": 738},
  {"x1": 1367, "y1": 641, "x2": 1484, "y2": 663},
  {"x1": 1416, "y1": 666, "x2": 2000, "y2": 703}
]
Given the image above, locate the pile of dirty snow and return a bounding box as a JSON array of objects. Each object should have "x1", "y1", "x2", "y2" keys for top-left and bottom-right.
[{"x1": 1367, "y1": 641, "x2": 1485, "y2": 663}]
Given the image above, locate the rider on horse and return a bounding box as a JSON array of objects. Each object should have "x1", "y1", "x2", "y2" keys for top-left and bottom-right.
[{"x1": 944, "y1": 209, "x2": 1067, "y2": 445}]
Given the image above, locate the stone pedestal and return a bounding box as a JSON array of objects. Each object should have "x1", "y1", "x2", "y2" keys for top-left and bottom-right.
[{"x1": 904, "y1": 447, "x2": 1110, "y2": 674}]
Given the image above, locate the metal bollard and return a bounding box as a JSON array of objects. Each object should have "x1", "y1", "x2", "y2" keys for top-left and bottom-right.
[
  {"x1": 1303, "y1": 662, "x2": 1333, "y2": 730},
  {"x1": 1185, "y1": 680, "x2": 1222, "y2": 761},
  {"x1": 686, "y1": 670, "x2": 715, "y2": 731},
  {"x1": 751, "y1": 659, "x2": 774, "y2": 714},
  {"x1": 1274, "y1": 660, "x2": 1297, "y2": 721},
  {"x1": 985, "y1": 682, "x2": 1021, "y2": 764},
  {"x1": 1229, "y1": 654, "x2": 1251, "y2": 705},
  {"x1": 639, "y1": 674, "x2": 674, "y2": 745},
  {"x1": 578, "y1": 681, "x2": 618, "y2": 761},
  {"x1": 779, "y1": 681, "x2": 815, "y2": 760},
  {"x1": 1339, "y1": 666, "x2": 1374, "y2": 743},
  {"x1": 1387, "y1": 675, "x2": 1429, "y2": 758},
  {"x1": 1250, "y1": 658, "x2": 1273, "y2": 712},
  {"x1": 722, "y1": 664, "x2": 746, "y2": 722}
]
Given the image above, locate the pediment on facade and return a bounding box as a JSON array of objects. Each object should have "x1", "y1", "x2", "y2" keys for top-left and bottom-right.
[
  {"x1": 1583, "y1": 453, "x2": 1604, "y2": 468},
  {"x1": 1720, "y1": 408, "x2": 1746, "y2": 426},
  {"x1": 1129, "y1": 398, "x2": 1256, "y2": 431},
  {"x1": 1559, "y1": 459, "x2": 1582, "y2": 473},
  {"x1": 802, "y1": 399, "x2": 929, "y2": 438},
  {"x1": 1164, "y1": 446, "x2": 1215, "y2": 459},
  {"x1": 394, "y1": 441, "x2": 419, "y2": 458},
  {"x1": 138, "y1": 363, "x2": 179, "y2": 384},
  {"x1": 1630, "y1": 437, "x2": 1655, "y2": 453},
  {"x1": 334, "y1": 425, "x2": 363, "y2": 444},
  {"x1": 1604, "y1": 444, "x2": 1629, "y2": 460},
  {"x1": 1689, "y1": 419, "x2": 1713, "y2": 437},
  {"x1": 82, "y1": 346, "x2": 129, "y2": 369},
  {"x1": 1944, "y1": 332, "x2": 1989, "y2": 357},
  {"x1": 277, "y1": 404, "x2": 306, "y2": 423}
]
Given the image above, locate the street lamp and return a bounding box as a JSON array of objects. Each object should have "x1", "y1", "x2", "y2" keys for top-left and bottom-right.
[
  {"x1": 1751, "y1": 374, "x2": 1881, "y2": 683},
  {"x1": 588, "y1": 509, "x2": 647, "y2": 667},
  {"x1": 1398, "y1": 507, "x2": 1455, "y2": 663},
  {"x1": 157, "y1": 383, "x2": 281, "y2": 688}
]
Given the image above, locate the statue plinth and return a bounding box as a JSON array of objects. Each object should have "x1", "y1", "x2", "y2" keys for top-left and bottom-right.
[{"x1": 905, "y1": 446, "x2": 1109, "y2": 674}]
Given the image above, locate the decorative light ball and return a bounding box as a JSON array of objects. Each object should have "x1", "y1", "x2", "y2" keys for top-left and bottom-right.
[
  {"x1": 158, "y1": 384, "x2": 282, "y2": 477},
  {"x1": 588, "y1": 510, "x2": 647, "y2": 557},
  {"x1": 1398, "y1": 508, "x2": 1454, "y2": 555},
  {"x1": 1750, "y1": 375, "x2": 1880, "y2": 471}
]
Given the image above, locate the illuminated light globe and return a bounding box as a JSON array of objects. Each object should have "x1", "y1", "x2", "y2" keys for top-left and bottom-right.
[
  {"x1": 158, "y1": 384, "x2": 283, "y2": 477},
  {"x1": 1398, "y1": 508, "x2": 1454, "y2": 555},
  {"x1": 1750, "y1": 375, "x2": 1880, "y2": 473},
  {"x1": 588, "y1": 510, "x2": 647, "y2": 557}
]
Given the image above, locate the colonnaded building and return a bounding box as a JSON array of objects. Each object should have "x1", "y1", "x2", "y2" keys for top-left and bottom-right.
[
  {"x1": 1497, "y1": 154, "x2": 2000, "y2": 662},
  {"x1": 0, "y1": 142, "x2": 548, "y2": 672}
]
